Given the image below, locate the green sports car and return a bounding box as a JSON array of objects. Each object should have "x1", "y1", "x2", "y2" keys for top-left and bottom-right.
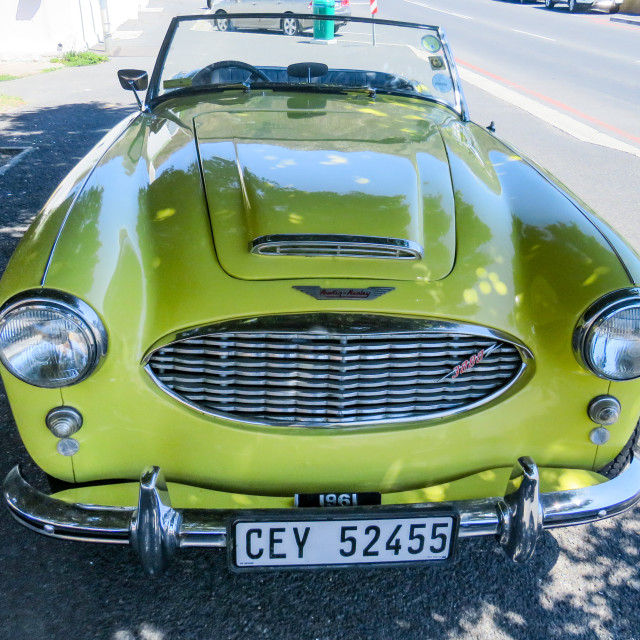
[{"x1": 2, "y1": 14, "x2": 640, "y2": 574}]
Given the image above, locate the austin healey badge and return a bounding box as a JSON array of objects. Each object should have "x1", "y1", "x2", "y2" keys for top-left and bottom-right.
[{"x1": 293, "y1": 286, "x2": 395, "y2": 300}]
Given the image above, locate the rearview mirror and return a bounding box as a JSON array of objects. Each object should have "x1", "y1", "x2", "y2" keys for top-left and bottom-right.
[{"x1": 117, "y1": 69, "x2": 148, "y2": 91}]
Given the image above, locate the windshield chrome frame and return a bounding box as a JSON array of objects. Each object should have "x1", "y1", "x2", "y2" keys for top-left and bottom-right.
[{"x1": 146, "y1": 13, "x2": 469, "y2": 120}]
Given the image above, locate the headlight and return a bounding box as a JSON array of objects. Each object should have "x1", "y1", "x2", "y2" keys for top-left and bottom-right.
[
  {"x1": 575, "y1": 289, "x2": 640, "y2": 381},
  {"x1": 0, "y1": 291, "x2": 107, "y2": 388}
]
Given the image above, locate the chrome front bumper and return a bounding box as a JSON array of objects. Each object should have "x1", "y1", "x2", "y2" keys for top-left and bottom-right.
[{"x1": 4, "y1": 456, "x2": 640, "y2": 575}]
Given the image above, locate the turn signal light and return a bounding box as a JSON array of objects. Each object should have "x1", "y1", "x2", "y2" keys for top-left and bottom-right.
[
  {"x1": 588, "y1": 396, "x2": 621, "y2": 426},
  {"x1": 46, "y1": 406, "x2": 83, "y2": 438}
]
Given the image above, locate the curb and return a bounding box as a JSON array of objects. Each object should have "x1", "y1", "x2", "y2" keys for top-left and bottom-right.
[{"x1": 611, "y1": 14, "x2": 640, "y2": 24}]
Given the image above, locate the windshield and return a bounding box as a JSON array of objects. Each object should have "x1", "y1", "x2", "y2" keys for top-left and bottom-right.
[{"x1": 151, "y1": 15, "x2": 466, "y2": 117}]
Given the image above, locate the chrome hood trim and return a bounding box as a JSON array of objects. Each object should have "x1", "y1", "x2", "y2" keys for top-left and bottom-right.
[{"x1": 250, "y1": 234, "x2": 423, "y2": 260}]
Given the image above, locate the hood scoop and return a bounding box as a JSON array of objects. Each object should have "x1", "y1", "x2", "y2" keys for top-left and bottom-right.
[
  {"x1": 194, "y1": 106, "x2": 456, "y2": 282},
  {"x1": 250, "y1": 234, "x2": 423, "y2": 260}
]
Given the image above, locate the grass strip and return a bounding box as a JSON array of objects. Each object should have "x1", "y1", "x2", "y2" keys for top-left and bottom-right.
[{"x1": 50, "y1": 51, "x2": 108, "y2": 66}]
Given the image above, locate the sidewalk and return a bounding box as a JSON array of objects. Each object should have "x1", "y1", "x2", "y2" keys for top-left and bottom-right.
[
  {"x1": 0, "y1": 60, "x2": 63, "y2": 79},
  {"x1": 0, "y1": 57, "x2": 148, "y2": 117},
  {"x1": 0, "y1": 0, "x2": 186, "y2": 103}
]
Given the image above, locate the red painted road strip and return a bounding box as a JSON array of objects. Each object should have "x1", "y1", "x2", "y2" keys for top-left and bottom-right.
[
  {"x1": 586, "y1": 15, "x2": 640, "y2": 31},
  {"x1": 457, "y1": 59, "x2": 640, "y2": 146}
]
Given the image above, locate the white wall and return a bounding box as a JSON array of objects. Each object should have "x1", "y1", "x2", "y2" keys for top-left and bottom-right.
[{"x1": 0, "y1": 0, "x2": 149, "y2": 59}]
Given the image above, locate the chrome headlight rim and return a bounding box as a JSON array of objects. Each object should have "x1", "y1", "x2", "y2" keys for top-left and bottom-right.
[
  {"x1": 574, "y1": 287, "x2": 640, "y2": 381},
  {"x1": 0, "y1": 289, "x2": 108, "y2": 388}
]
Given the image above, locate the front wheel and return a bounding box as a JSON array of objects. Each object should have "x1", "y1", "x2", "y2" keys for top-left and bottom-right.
[
  {"x1": 544, "y1": 0, "x2": 555, "y2": 8},
  {"x1": 215, "y1": 11, "x2": 233, "y2": 31},
  {"x1": 282, "y1": 15, "x2": 299, "y2": 36},
  {"x1": 568, "y1": 0, "x2": 586, "y2": 12},
  {"x1": 598, "y1": 420, "x2": 640, "y2": 479}
]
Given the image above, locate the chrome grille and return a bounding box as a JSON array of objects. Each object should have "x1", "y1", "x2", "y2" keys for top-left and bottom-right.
[{"x1": 145, "y1": 315, "x2": 527, "y2": 427}]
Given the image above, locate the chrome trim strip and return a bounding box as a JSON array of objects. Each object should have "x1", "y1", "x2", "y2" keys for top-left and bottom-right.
[
  {"x1": 5, "y1": 456, "x2": 640, "y2": 574},
  {"x1": 250, "y1": 235, "x2": 424, "y2": 260},
  {"x1": 438, "y1": 27, "x2": 469, "y2": 122},
  {"x1": 141, "y1": 313, "x2": 534, "y2": 429}
]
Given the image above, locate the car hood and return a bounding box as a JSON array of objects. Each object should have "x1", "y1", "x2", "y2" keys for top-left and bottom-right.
[
  {"x1": 35, "y1": 93, "x2": 633, "y2": 357},
  {"x1": 194, "y1": 103, "x2": 456, "y2": 281}
]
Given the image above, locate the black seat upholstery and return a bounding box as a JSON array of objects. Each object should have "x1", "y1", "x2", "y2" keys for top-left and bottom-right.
[{"x1": 195, "y1": 66, "x2": 416, "y2": 91}]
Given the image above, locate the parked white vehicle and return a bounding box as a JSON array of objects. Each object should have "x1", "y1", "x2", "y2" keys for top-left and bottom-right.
[
  {"x1": 208, "y1": 0, "x2": 351, "y2": 35},
  {"x1": 544, "y1": 0, "x2": 622, "y2": 13}
]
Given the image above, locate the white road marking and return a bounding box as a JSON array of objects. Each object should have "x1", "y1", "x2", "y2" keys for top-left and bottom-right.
[
  {"x1": 340, "y1": 38, "x2": 404, "y2": 46},
  {"x1": 112, "y1": 30, "x2": 143, "y2": 39},
  {"x1": 401, "y1": 0, "x2": 473, "y2": 20},
  {"x1": 458, "y1": 66, "x2": 640, "y2": 159},
  {"x1": 140, "y1": 7, "x2": 164, "y2": 11},
  {"x1": 511, "y1": 29, "x2": 555, "y2": 42}
]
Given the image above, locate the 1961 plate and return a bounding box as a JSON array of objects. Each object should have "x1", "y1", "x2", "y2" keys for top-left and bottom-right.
[{"x1": 230, "y1": 511, "x2": 457, "y2": 569}]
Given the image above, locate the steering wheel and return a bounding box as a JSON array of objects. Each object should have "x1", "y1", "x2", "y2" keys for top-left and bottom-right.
[{"x1": 191, "y1": 60, "x2": 270, "y2": 86}]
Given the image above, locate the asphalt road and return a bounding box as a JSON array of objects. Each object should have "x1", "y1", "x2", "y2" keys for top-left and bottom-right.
[{"x1": 1, "y1": 1, "x2": 640, "y2": 639}]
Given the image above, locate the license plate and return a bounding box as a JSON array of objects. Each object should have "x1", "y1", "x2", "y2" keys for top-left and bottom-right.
[{"x1": 230, "y1": 511, "x2": 457, "y2": 569}]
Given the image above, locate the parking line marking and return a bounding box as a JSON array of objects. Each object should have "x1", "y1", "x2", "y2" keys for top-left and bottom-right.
[
  {"x1": 401, "y1": 0, "x2": 473, "y2": 20},
  {"x1": 112, "y1": 30, "x2": 143, "y2": 39},
  {"x1": 0, "y1": 147, "x2": 32, "y2": 176},
  {"x1": 457, "y1": 64, "x2": 640, "y2": 159},
  {"x1": 511, "y1": 29, "x2": 555, "y2": 41}
]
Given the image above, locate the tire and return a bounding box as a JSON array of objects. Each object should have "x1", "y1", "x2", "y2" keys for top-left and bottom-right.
[
  {"x1": 598, "y1": 420, "x2": 640, "y2": 479},
  {"x1": 215, "y1": 11, "x2": 232, "y2": 31},
  {"x1": 282, "y1": 15, "x2": 299, "y2": 36},
  {"x1": 609, "y1": 2, "x2": 620, "y2": 11},
  {"x1": 544, "y1": 0, "x2": 555, "y2": 8},
  {"x1": 568, "y1": 0, "x2": 587, "y2": 12},
  {"x1": 207, "y1": 0, "x2": 212, "y2": 8}
]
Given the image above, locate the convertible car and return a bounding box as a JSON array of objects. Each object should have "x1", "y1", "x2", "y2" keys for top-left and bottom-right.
[{"x1": 2, "y1": 14, "x2": 640, "y2": 575}]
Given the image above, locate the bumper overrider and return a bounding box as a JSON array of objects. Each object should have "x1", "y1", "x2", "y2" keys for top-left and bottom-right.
[{"x1": 4, "y1": 455, "x2": 640, "y2": 575}]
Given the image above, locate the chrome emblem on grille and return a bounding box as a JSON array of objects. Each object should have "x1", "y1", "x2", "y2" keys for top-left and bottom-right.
[
  {"x1": 439, "y1": 343, "x2": 499, "y2": 382},
  {"x1": 293, "y1": 286, "x2": 395, "y2": 300}
]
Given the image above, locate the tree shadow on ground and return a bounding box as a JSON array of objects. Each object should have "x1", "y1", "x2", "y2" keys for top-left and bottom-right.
[{"x1": 0, "y1": 102, "x2": 134, "y2": 272}]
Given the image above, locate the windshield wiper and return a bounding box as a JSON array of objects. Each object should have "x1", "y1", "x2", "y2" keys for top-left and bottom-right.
[
  {"x1": 212, "y1": 82, "x2": 252, "y2": 93},
  {"x1": 244, "y1": 82, "x2": 377, "y2": 98},
  {"x1": 254, "y1": 83, "x2": 453, "y2": 112}
]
